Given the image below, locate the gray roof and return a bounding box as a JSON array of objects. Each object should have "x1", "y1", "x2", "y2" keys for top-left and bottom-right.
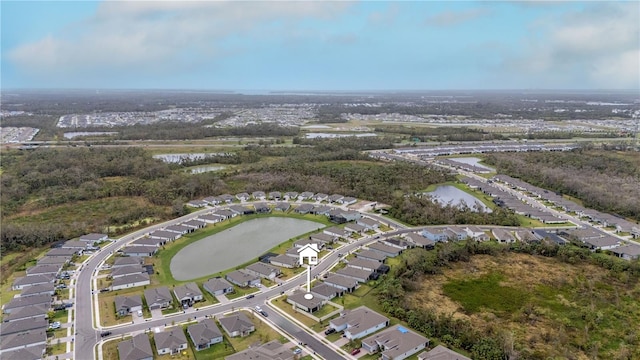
[
  {"x1": 26, "y1": 264, "x2": 61, "y2": 275},
  {"x1": 121, "y1": 246, "x2": 156, "y2": 256},
  {"x1": 3, "y1": 294, "x2": 51, "y2": 311},
  {"x1": 226, "y1": 270, "x2": 259, "y2": 285},
  {"x1": 164, "y1": 225, "x2": 191, "y2": 233},
  {"x1": 405, "y1": 233, "x2": 435, "y2": 247},
  {"x1": 611, "y1": 244, "x2": 640, "y2": 258},
  {"x1": 245, "y1": 262, "x2": 280, "y2": 277},
  {"x1": 111, "y1": 265, "x2": 145, "y2": 277},
  {"x1": 219, "y1": 312, "x2": 254, "y2": 334},
  {"x1": 310, "y1": 283, "x2": 339, "y2": 298},
  {"x1": 113, "y1": 257, "x2": 143, "y2": 267},
  {"x1": 36, "y1": 256, "x2": 70, "y2": 266},
  {"x1": 287, "y1": 291, "x2": 325, "y2": 310},
  {"x1": 203, "y1": 277, "x2": 234, "y2": 294},
  {"x1": 144, "y1": 287, "x2": 172, "y2": 305},
  {"x1": 418, "y1": 345, "x2": 472, "y2": 360},
  {"x1": 324, "y1": 274, "x2": 358, "y2": 289},
  {"x1": 331, "y1": 306, "x2": 389, "y2": 333},
  {"x1": 118, "y1": 333, "x2": 154, "y2": 360},
  {"x1": 187, "y1": 319, "x2": 222, "y2": 346},
  {"x1": 225, "y1": 339, "x2": 294, "y2": 360},
  {"x1": 174, "y1": 282, "x2": 203, "y2": 300},
  {"x1": 358, "y1": 218, "x2": 379, "y2": 227},
  {"x1": 345, "y1": 223, "x2": 366, "y2": 232},
  {"x1": 45, "y1": 248, "x2": 77, "y2": 257},
  {"x1": 2, "y1": 304, "x2": 49, "y2": 322},
  {"x1": 294, "y1": 203, "x2": 314, "y2": 213},
  {"x1": 0, "y1": 344, "x2": 45, "y2": 360},
  {"x1": 154, "y1": 328, "x2": 188, "y2": 350},
  {"x1": 0, "y1": 329, "x2": 47, "y2": 352},
  {"x1": 114, "y1": 295, "x2": 143, "y2": 312},
  {"x1": 0, "y1": 317, "x2": 48, "y2": 336},
  {"x1": 362, "y1": 325, "x2": 429, "y2": 360},
  {"x1": 368, "y1": 242, "x2": 402, "y2": 255},
  {"x1": 19, "y1": 283, "x2": 55, "y2": 297},
  {"x1": 111, "y1": 273, "x2": 150, "y2": 288},
  {"x1": 182, "y1": 219, "x2": 206, "y2": 228},
  {"x1": 356, "y1": 249, "x2": 387, "y2": 262},
  {"x1": 62, "y1": 240, "x2": 87, "y2": 249},
  {"x1": 324, "y1": 226, "x2": 349, "y2": 237},
  {"x1": 309, "y1": 233, "x2": 335, "y2": 243},
  {"x1": 12, "y1": 274, "x2": 55, "y2": 288},
  {"x1": 347, "y1": 258, "x2": 383, "y2": 271},
  {"x1": 79, "y1": 233, "x2": 108, "y2": 241},
  {"x1": 148, "y1": 230, "x2": 177, "y2": 240},
  {"x1": 270, "y1": 254, "x2": 299, "y2": 267},
  {"x1": 336, "y1": 267, "x2": 374, "y2": 281}
]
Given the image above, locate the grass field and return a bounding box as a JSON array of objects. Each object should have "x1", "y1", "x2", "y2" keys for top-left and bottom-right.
[{"x1": 407, "y1": 252, "x2": 640, "y2": 359}]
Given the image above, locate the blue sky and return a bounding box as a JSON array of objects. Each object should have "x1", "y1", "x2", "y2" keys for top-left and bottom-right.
[{"x1": 2, "y1": 1, "x2": 638, "y2": 90}]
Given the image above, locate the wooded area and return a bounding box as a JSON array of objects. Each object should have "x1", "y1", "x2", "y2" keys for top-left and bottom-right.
[{"x1": 484, "y1": 149, "x2": 640, "y2": 221}]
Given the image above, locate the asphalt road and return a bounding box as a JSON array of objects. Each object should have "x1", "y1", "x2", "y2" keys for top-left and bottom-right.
[{"x1": 74, "y1": 204, "x2": 407, "y2": 360}]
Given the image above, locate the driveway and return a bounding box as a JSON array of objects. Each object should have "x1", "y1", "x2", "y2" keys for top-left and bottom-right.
[{"x1": 214, "y1": 294, "x2": 229, "y2": 304}]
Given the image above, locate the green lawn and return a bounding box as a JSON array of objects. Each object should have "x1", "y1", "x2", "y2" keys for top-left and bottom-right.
[
  {"x1": 100, "y1": 337, "x2": 124, "y2": 360},
  {"x1": 225, "y1": 286, "x2": 259, "y2": 300},
  {"x1": 50, "y1": 310, "x2": 69, "y2": 323}
]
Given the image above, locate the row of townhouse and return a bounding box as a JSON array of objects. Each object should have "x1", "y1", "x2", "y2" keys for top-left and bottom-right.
[{"x1": 188, "y1": 191, "x2": 358, "y2": 208}]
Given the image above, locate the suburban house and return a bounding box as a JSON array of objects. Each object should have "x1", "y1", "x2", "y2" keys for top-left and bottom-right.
[
  {"x1": 314, "y1": 193, "x2": 329, "y2": 202},
  {"x1": 187, "y1": 200, "x2": 208, "y2": 208},
  {"x1": 199, "y1": 214, "x2": 224, "y2": 224},
  {"x1": 323, "y1": 274, "x2": 358, "y2": 293},
  {"x1": 309, "y1": 233, "x2": 335, "y2": 245},
  {"x1": 311, "y1": 283, "x2": 342, "y2": 300},
  {"x1": 285, "y1": 247, "x2": 303, "y2": 258},
  {"x1": 226, "y1": 340, "x2": 294, "y2": 360},
  {"x1": 202, "y1": 196, "x2": 221, "y2": 205},
  {"x1": 79, "y1": 233, "x2": 108, "y2": 243},
  {"x1": 114, "y1": 295, "x2": 143, "y2": 317},
  {"x1": 113, "y1": 257, "x2": 143, "y2": 268},
  {"x1": 219, "y1": 312, "x2": 255, "y2": 337},
  {"x1": 368, "y1": 242, "x2": 403, "y2": 257},
  {"x1": 514, "y1": 229, "x2": 539, "y2": 243},
  {"x1": 381, "y1": 237, "x2": 414, "y2": 250},
  {"x1": 347, "y1": 258, "x2": 385, "y2": 272},
  {"x1": 344, "y1": 223, "x2": 367, "y2": 235},
  {"x1": 492, "y1": 228, "x2": 516, "y2": 243},
  {"x1": 285, "y1": 192, "x2": 299, "y2": 200},
  {"x1": 154, "y1": 328, "x2": 188, "y2": 355},
  {"x1": 252, "y1": 191, "x2": 266, "y2": 200},
  {"x1": 219, "y1": 194, "x2": 235, "y2": 203},
  {"x1": 181, "y1": 219, "x2": 206, "y2": 229},
  {"x1": 230, "y1": 205, "x2": 252, "y2": 215},
  {"x1": 149, "y1": 230, "x2": 180, "y2": 241},
  {"x1": 311, "y1": 205, "x2": 332, "y2": 215},
  {"x1": 340, "y1": 196, "x2": 358, "y2": 205},
  {"x1": 164, "y1": 224, "x2": 193, "y2": 235},
  {"x1": 12, "y1": 274, "x2": 55, "y2": 291},
  {"x1": 110, "y1": 265, "x2": 146, "y2": 279},
  {"x1": 294, "y1": 239, "x2": 324, "y2": 250},
  {"x1": 36, "y1": 256, "x2": 70, "y2": 266},
  {"x1": 174, "y1": 282, "x2": 204, "y2": 307},
  {"x1": 2, "y1": 304, "x2": 49, "y2": 323},
  {"x1": 2, "y1": 294, "x2": 51, "y2": 314},
  {"x1": 286, "y1": 290, "x2": 325, "y2": 313},
  {"x1": 274, "y1": 202, "x2": 291, "y2": 212},
  {"x1": 328, "y1": 194, "x2": 344, "y2": 203},
  {"x1": 111, "y1": 273, "x2": 150, "y2": 291},
  {"x1": 357, "y1": 217, "x2": 380, "y2": 230},
  {"x1": 214, "y1": 209, "x2": 237, "y2": 219},
  {"x1": 203, "y1": 277, "x2": 235, "y2": 296},
  {"x1": 294, "y1": 203, "x2": 314, "y2": 214},
  {"x1": 0, "y1": 329, "x2": 47, "y2": 355},
  {"x1": 323, "y1": 227, "x2": 350, "y2": 239},
  {"x1": 187, "y1": 319, "x2": 223, "y2": 351},
  {"x1": 336, "y1": 267, "x2": 375, "y2": 283},
  {"x1": 61, "y1": 240, "x2": 88, "y2": 251},
  {"x1": 269, "y1": 254, "x2": 299, "y2": 269},
  {"x1": 632, "y1": 226, "x2": 640, "y2": 239},
  {"x1": 418, "y1": 345, "x2": 471, "y2": 360},
  {"x1": 25, "y1": 264, "x2": 61, "y2": 276},
  {"x1": 268, "y1": 191, "x2": 282, "y2": 200},
  {"x1": 1, "y1": 344, "x2": 45, "y2": 360},
  {"x1": 0, "y1": 317, "x2": 48, "y2": 336},
  {"x1": 404, "y1": 233, "x2": 435, "y2": 249},
  {"x1": 236, "y1": 193, "x2": 250, "y2": 202},
  {"x1": 253, "y1": 202, "x2": 270, "y2": 213},
  {"x1": 19, "y1": 283, "x2": 55, "y2": 297},
  {"x1": 121, "y1": 246, "x2": 157, "y2": 257},
  {"x1": 610, "y1": 244, "x2": 640, "y2": 260},
  {"x1": 465, "y1": 226, "x2": 490, "y2": 241},
  {"x1": 244, "y1": 262, "x2": 281, "y2": 280},
  {"x1": 225, "y1": 270, "x2": 260, "y2": 287},
  {"x1": 144, "y1": 287, "x2": 173, "y2": 310},
  {"x1": 582, "y1": 235, "x2": 620, "y2": 250},
  {"x1": 421, "y1": 228, "x2": 458, "y2": 242},
  {"x1": 329, "y1": 306, "x2": 389, "y2": 340},
  {"x1": 118, "y1": 334, "x2": 153, "y2": 360},
  {"x1": 131, "y1": 237, "x2": 166, "y2": 248},
  {"x1": 45, "y1": 248, "x2": 78, "y2": 257},
  {"x1": 361, "y1": 325, "x2": 430, "y2": 360},
  {"x1": 299, "y1": 191, "x2": 314, "y2": 200},
  {"x1": 297, "y1": 244, "x2": 320, "y2": 265},
  {"x1": 355, "y1": 249, "x2": 387, "y2": 263}
]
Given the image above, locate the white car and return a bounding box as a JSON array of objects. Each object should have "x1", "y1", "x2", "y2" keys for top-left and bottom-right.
[
  {"x1": 49, "y1": 321, "x2": 61, "y2": 329},
  {"x1": 255, "y1": 305, "x2": 262, "y2": 312}
]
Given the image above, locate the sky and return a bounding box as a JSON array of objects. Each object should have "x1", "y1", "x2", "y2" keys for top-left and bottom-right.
[{"x1": 1, "y1": 1, "x2": 639, "y2": 91}]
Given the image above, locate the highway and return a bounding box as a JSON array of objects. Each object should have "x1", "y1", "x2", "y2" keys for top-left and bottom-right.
[{"x1": 73, "y1": 204, "x2": 408, "y2": 360}]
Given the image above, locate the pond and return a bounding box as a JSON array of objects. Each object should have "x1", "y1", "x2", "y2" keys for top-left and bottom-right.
[
  {"x1": 63, "y1": 131, "x2": 118, "y2": 139},
  {"x1": 448, "y1": 157, "x2": 494, "y2": 171},
  {"x1": 427, "y1": 185, "x2": 492, "y2": 213},
  {"x1": 170, "y1": 217, "x2": 324, "y2": 280}
]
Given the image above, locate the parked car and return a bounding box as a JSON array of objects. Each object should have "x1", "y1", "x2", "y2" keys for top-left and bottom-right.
[
  {"x1": 100, "y1": 331, "x2": 112, "y2": 337},
  {"x1": 49, "y1": 321, "x2": 61, "y2": 329},
  {"x1": 324, "y1": 328, "x2": 336, "y2": 335},
  {"x1": 293, "y1": 348, "x2": 302, "y2": 355},
  {"x1": 351, "y1": 348, "x2": 361, "y2": 355},
  {"x1": 259, "y1": 310, "x2": 268, "y2": 317}
]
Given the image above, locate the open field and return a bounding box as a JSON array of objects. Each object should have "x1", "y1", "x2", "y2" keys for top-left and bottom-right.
[{"x1": 407, "y1": 252, "x2": 640, "y2": 359}]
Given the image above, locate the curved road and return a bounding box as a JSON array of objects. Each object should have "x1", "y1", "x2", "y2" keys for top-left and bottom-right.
[{"x1": 74, "y1": 204, "x2": 408, "y2": 360}]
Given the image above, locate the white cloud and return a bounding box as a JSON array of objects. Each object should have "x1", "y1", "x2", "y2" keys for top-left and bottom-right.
[
  {"x1": 8, "y1": 1, "x2": 353, "y2": 79},
  {"x1": 503, "y1": 2, "x2": 640, "y2": 88}
]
